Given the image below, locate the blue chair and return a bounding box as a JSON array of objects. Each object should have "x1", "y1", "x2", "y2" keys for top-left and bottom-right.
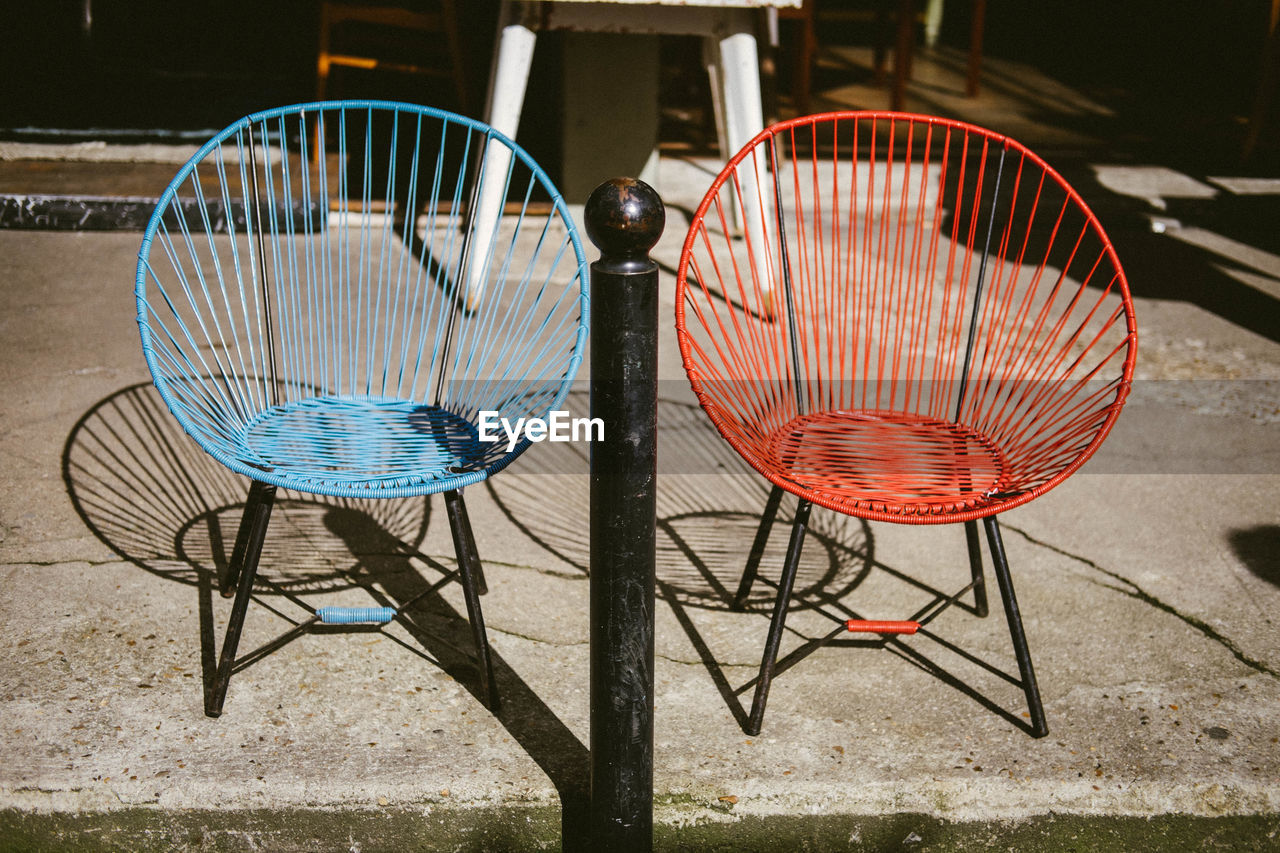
[{"x1": 135, "y1": 101, "x2": 588, "y2": 716}]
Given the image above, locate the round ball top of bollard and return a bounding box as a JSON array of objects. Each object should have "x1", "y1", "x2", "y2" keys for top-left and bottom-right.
[{"x1": 584, "y1": 177, "x2": 665, "y2": 267}]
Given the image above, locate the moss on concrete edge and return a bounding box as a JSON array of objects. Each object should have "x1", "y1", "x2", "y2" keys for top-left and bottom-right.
[
  {"x1": 0, "y1": 806, "x2": 562, "y2": 853},
  {"x1": 2, "y1": 808, "x2": 1277, "y2": 852},
  {"x1": 654, "y1": 811, "x2": 1280, "y2": 852}
]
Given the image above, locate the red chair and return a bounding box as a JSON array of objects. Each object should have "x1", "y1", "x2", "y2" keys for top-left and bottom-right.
[{"x1": 675, "y1": 112, "x2": 1137, "y2": 736}]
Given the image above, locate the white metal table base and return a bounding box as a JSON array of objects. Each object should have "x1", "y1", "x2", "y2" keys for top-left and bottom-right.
[{"x1": 465, "y1": 0, "x2": 783, "y2": 308}]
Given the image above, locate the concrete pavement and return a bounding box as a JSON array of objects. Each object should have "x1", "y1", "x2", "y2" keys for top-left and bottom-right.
[{"x1": 2, "y1": 51, "x2": 1280, "y2": 853}]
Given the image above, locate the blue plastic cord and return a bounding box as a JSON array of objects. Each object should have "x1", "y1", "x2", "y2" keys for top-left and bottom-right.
[{"x1": 316, "y1": 606, "x2": 396, "y2": 625}]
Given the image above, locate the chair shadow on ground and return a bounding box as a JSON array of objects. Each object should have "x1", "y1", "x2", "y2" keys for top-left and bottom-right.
[
  {"x1": 488, "y1": 390, "x2": 1042, "y2": 736},
  {"x1": 61, "y1": 381, "x2": 591, "y2": 848}
]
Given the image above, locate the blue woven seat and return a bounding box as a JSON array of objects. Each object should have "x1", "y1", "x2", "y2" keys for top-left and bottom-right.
[
  {"x1": 136, "y1": 100, "x2": 588, "y2": 716},
  {"x1": 219, "y1": 398, "x2": 493, "y2": 489}
]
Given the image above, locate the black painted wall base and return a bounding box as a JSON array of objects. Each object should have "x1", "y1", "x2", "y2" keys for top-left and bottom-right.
[
  {"x1": 0, "y1": 195, "x2": 158, "y2": 231},
  {"x1": 0, "y1": 195, "x2": 325, "y2": 231}
]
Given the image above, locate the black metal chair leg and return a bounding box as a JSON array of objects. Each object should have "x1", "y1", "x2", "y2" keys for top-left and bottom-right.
[
  {"x1": 963, "y1": 519, "x2": 989, "y2": 617},
  {"x1": 983, "y1": 516, "x2": 1048, "y2": 737},
  {"x1": 444, "y1": 489, "x2": 499, "y2": 712},
  {"x1": 442, "y1": 488, "x2": 487, "y2": 594},
  {"x1": 745, "y1": 498, "x2": 812, "y2": 736},
  {"x1": 207, "y1": 481, "x2": 276, "y2": 717},
  {"x1": 221, "y1": 479, "x2": 275, "y2": 598},
  {"x1": 734, "y1": 484, "x2": 785, "y2": 610}
]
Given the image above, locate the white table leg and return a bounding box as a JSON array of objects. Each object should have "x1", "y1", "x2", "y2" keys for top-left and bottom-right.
[
  {"x1": 925, "y1": 0, "x2": 945, "y2": 48},
  {"x1": 703, "y1": 36, "x2": 730, "y2": 166},
  {"x1": 716, "y1": 13, "x2": 774, "y2": 314},
  {"x1": 468, "y1": 0, "x2": 537, "y2": 309}
]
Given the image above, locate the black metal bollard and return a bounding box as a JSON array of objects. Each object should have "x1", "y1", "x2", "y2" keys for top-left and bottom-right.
[{"x1": 586, "y1": 177, "x2": 664, "y2": 852}]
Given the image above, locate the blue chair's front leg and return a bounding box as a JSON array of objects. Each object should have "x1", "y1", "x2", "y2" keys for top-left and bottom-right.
[{"x1": 207, "y1": 479, "x2": 276, "y2": 717}]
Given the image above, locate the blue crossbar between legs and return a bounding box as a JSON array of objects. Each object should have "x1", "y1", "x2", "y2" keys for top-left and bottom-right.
[{"x1": 316, "y1": 606, "x2": 398, "y2": 625}]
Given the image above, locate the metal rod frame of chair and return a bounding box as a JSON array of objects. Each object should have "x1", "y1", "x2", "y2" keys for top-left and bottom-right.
[
  {"x1": 675, "y1": 111, "x2": 1137, "y2": 737},
  {"x1": 136, "y1": 100, "x2": 588, "y2": 717}
]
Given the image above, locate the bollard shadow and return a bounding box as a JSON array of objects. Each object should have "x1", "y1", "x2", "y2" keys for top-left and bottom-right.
[
  {"x1": 62, "y1": 381, "x2": 591, "y2": 849},
  {"x1": 319, "y1": 506, "x2": 591, "y2": 845},
  {"x1": 487, "y1": 389, "x2": 1039, "y2": 734}
]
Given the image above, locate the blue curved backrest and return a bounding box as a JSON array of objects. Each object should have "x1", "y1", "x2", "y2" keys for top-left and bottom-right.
[{"x1": 136, "y1": 101, "x2": 589, "y2": 498}]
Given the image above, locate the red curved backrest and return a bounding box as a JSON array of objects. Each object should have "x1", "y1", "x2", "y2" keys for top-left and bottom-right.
[{"x1": 676, "y1": 112, "x2": 1137, "y2": 523}]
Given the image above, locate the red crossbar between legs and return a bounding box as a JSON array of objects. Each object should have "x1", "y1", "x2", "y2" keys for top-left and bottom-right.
[{"x1": 845, "y1": 619, "x2": 920, "y2": 634}]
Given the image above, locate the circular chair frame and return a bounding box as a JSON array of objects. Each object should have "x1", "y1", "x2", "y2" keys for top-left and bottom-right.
[
  {"x1": 677, "y1": 111, "x2": 1136, "y2": 526},
  {"x1": 137, "y1": 99, "x2": 589, "y2": 501}
]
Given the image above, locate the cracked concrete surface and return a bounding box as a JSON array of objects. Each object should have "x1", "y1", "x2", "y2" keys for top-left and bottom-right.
[{"x1": 1, "y1": 146, "x2": 1279, "y2": 852}]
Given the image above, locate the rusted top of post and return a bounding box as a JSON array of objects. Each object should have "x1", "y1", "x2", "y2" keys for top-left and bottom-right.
[{"x1": 585, "y1": 177, "x2": 665, "y2": 273}]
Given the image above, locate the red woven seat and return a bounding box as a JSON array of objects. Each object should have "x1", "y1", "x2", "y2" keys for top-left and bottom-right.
[
  {"x1": 676, "y1": 112, "x2": 1137, "y2": 736},
  {"x1": 756, "y1": 409, "x2": 1008, "y2": 517}
]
